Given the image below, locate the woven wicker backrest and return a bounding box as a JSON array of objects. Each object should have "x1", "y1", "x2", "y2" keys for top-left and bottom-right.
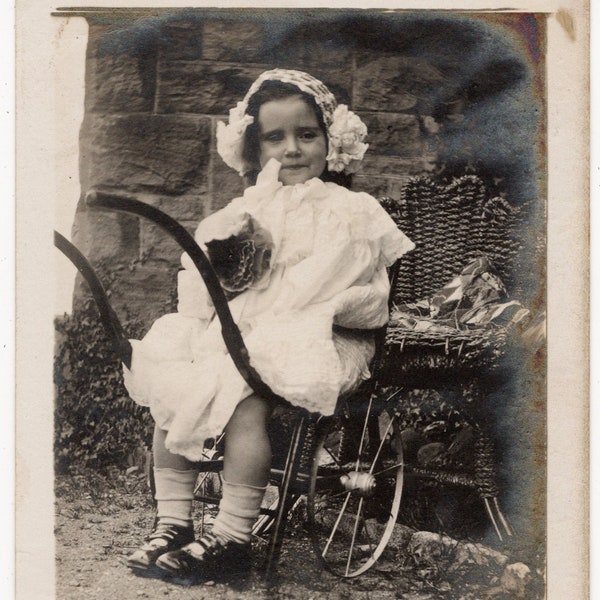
[{"x1": 380, "y1": 174, "x2": 521, "y2": 304}]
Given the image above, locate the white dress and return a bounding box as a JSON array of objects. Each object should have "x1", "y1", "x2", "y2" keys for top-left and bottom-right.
[{"x1": 123, "y1": 160, "x2": 414, "y2": 461}]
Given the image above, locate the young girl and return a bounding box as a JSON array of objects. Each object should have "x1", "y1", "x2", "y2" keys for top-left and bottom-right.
[{"x1": 124, "y1": 69, "x2": 414, "y2": 580}]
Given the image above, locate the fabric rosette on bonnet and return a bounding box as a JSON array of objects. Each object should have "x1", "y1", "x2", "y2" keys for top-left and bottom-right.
[{"x1": 326, "y1": 104, "x2": 369, "y2": 174}]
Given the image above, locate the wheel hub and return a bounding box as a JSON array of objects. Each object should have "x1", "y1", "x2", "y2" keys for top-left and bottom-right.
[{"x1": 340, "y1": 471, "x2": 376, "y2": 496}]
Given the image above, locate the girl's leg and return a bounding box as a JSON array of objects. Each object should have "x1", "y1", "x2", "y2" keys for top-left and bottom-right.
[
  {"x1": 127, "y1": 425, "x2": 197, "y2": 571},
  {"x1": 152, "y1": 426, "x2": 198, "y2": 528},
  {"x1": 222, "y1": 393, "x2": 273, "y2": 487},
  {"x1": 153, "y1": 425, "x2": 194, "y2": 470},
  {"x1": 155, "y1": 395, "x2": 273, "y2": 578},
  {"x1": 211, "y1": 394, "x2": 273, "y2": 545}
]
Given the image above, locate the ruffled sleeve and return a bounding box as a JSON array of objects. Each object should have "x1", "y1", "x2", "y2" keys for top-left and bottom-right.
[
  {"x1": 357, "y1": 192, "x2": 415, "y2": 267},
  {"x1": 194, "y1": 197, "x2": 249, "y2": 249},
  {"x1": 328, "y1": 193, "x2": 413, "y2": 328}
]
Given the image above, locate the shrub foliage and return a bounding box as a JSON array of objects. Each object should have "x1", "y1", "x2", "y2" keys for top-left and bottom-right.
[{"x1": 54, "y1": 298, "x2": 153, "y2": 472}]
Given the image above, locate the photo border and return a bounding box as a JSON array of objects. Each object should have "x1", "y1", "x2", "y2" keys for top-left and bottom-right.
[{"x1": 14, "y1": 2, "x2": 590, "y2": 598}]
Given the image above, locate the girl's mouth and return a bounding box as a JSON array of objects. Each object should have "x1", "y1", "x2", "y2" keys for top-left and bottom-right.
[{"x1": 282, "y1": 165, "x2": 307, "y2": 170}]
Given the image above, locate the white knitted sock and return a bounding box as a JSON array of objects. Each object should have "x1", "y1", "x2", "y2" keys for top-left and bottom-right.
[
  {"x1": 212, "y1": 479, "x2": 267, "y2": 545},
  {"x1": 154, "y1": 467, "x2": 197, "y2": 528}
]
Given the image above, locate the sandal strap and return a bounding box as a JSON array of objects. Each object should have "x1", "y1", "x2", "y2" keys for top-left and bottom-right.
[
  {"x1": 127, "y1": 523, "x2": 194, "y2": 572},
  {"x1": 150, "y1": 523, "x2": 188, "y2": 536},
  {"x1": 182, "y1": 533, "x2": 224, "y2": 560},
  {"x1": 145, "y1": 523, "x2": 193, "y2": 545}
]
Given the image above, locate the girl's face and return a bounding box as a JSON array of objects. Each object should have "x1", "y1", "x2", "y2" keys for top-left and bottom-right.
[{"x1": 257, "y1": 95, "x2": 327, "y2": 186}]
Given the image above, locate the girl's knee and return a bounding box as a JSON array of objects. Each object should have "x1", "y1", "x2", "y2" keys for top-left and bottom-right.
[{"x1": 226, "y1": 395, "x2": 271, "y2": 434}]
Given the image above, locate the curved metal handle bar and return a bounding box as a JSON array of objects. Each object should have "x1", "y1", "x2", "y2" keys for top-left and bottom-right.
[
  {"x1": 54, "y1": 230, "x2": 133, "y2": 369},
  {"x1": 85, "y1": 189, "x2": 283, "y2": 405}
]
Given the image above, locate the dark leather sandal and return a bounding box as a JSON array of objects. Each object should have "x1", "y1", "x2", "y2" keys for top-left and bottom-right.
[
  {"x1": 127, "y1": 522, "x2": 195, "y2": 572},
  {"x1": 155, "y1": 532, "x2": 251, "y2": 581}
]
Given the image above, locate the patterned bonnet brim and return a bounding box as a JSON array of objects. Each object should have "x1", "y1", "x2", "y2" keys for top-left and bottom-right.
[{"x1": 216, "y1": 68, "x2": 369, "y2": 177}]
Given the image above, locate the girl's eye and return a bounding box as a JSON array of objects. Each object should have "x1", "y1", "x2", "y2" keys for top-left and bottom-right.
[
  {"x1": 262, "y1": 132, "x2": 283, "y2": 143},
  {"x1": 299, "y1": 130, "x2": 318, "y2": 140}
]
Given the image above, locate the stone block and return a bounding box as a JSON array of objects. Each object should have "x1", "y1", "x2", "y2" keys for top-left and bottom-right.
[
  {"x1": 155, "y1": 62, "x2": 266, "y2": 115},
  {"x1": 72, "y1": 260, "x2": 179, "y2": 332},
  {"x1": 87, "y1": 19, "x2": 159, "y2": 60},
  {"x1": 210, "y1": 151, "x2": 245, "y2": 212},
  {"x1": 139, "y1": 219, "x2": 198, "y2": 265},
  {"x1": 354, "y1": 54, "x2": 444, "y2": 112},
  {"x1": 361, "y1": 112, "x2": 422, "y2": 156},
  {"x1": 158, "y1": 19, "x2": 203, "y2": 61},
  {"x1": 110, "y1": 262, "x2": 180, "y2": 330},
  {"x1": 135, "y1": 192, "x2": 206, "y2": 223},
  {"x1": 79, "y1": 114, "x2": 211, "y2": 195},
  {"x1": 85, "y1": 53, "x2": 156, "y2": 114},
  {"x1": 71, "y1": 209, "x2": 140, "y2": 265},
  {"x1": 85, "y1": 18, "x2": 161, "y2": 113},
  {"x1": 265, "y1": 27, "x2": 354, "y2": 75},
  {"x1": 201, "y1": 19, "x2": 265, "y2": 62}
]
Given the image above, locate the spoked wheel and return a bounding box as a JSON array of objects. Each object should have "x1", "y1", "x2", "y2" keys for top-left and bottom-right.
[{"x1": 307, "y1": 404, "x2": 404, "y2": 577}]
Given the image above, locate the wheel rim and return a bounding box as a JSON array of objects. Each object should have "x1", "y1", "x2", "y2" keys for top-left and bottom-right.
[{"x1": 307, "y1": 408, "x2": 404, "y2": 577}]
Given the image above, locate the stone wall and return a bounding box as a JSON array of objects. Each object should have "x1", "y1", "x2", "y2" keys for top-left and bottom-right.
[{"x1": 72, "y1": 10, "x2": 542, "y2": 329}]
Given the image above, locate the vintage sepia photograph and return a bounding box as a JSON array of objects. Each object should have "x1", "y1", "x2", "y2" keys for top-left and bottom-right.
[{"x1": 14, "y1": 2, "x2": 589, "y2": 599}]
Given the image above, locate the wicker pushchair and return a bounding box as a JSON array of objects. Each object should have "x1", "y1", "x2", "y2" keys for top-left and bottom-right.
[{"x1": 55, "y1": 173, "x2": 522, "y2": 579}]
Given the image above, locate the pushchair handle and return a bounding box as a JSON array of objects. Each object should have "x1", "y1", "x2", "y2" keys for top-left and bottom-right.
[
  {"x1": 85, "y1": 189, "x2": 283, "y2": 405},
  {"x1": 54, "y1": 230, "x2": 133, "y2": 369}
]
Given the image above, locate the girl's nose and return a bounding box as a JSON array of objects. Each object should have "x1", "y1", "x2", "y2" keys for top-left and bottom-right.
[{"x1": 284, "y1": 137, "x2": 301, "y2": 156}]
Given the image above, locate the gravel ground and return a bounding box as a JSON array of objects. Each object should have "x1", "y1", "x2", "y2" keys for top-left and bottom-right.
[{"x1": 54, "y1": 467, "x2": 543, "y2": 600}]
